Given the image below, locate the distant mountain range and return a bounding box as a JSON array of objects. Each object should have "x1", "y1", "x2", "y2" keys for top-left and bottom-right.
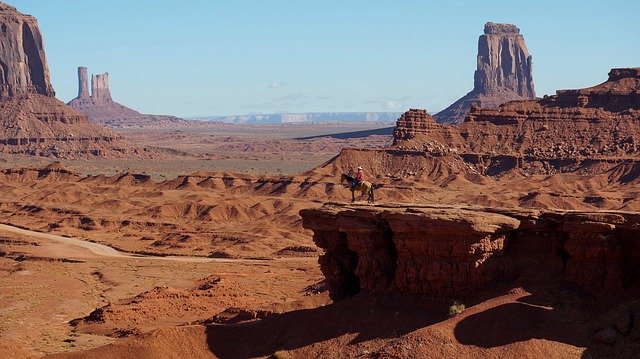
[{"x1": 191, "y1": 112, "x2": 402, "y2": 124}]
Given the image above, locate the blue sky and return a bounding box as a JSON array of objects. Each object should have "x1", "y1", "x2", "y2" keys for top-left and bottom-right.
[{"x1": 10, "y1": 0, "x2": 640, "y2": 117}]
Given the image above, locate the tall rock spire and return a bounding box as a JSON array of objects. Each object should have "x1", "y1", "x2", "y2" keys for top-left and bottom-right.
[
  {"x1": 474, "y1": 22, "x2": 535, "y2": 97},
  {"x1": 91, "y1": 73, "x2": 112, "y2": 103},
  {"x1": 434, "y1": 22, "x2": 536, "y2": 125},
  {"x1": 77, "y1": 66, "x2": 90, "y2": 99},
  {"x1": 0, "y1": 2, "x2": 55, "y2": 99}
]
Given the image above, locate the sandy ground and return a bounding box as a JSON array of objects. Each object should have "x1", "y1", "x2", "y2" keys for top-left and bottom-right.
[
  {"x1": 1, "y1": 123, "x2": 639, "y2": 358},
  {"x1": 0, "y1": 223, "x2": 323, "y2": 357}
]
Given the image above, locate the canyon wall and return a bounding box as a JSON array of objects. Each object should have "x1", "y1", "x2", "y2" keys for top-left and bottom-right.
[
  {"x1": 0, "y1": 2, "x2": 55, "y2": 99},
  {"x1": 434, "y1": 22, "x2": 536, "y2": 125},
  {"x1": 301, "y1": 204, "x2": 640, "y2": 301}
]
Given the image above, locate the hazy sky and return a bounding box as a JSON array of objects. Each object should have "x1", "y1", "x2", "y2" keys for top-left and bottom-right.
[{"x1": 10, "y1": 0, "x2": 640, "y2": 117}]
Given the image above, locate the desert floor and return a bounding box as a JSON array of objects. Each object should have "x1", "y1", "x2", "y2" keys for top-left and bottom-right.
[
  {"x1": 1, "y1": 122, "x2": 638, "y2": 358},
  {"x1": 0, "y1": 122, "x2": 384, "y2": 357}
]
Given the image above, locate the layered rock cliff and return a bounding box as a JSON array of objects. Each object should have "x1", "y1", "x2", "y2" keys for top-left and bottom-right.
[
  {"x1": 0, "y1": 2, "x2": 55, "y2": 99},
  {"x1": 0, "y1": 3, "x2": 137, "y2": 157},
  {"x1": 434, "y1": 22, "x2": 536, "y2": 125},
  {"x1": 301, "y1": 204, "x2": 640, "y2": 302},
  {"x1": 68, "y1": 66, "x2": 187, "y2": 128},
  {"x1": 384, "y1": 68, "x2": 640, "y2": 176}
]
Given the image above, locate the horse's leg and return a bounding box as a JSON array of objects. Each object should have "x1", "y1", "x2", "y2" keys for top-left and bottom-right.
[
  {"x1": 351, "y1": 189, "x2": 355, "y2": 202},
  {"x1": 369, "y1": 186, "x2": 374, "y2": 203}
]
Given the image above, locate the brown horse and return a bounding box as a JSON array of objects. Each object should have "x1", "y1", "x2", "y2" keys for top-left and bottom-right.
[{"x1": 341, "y1": 173, "x2": 375, "y2": 203}]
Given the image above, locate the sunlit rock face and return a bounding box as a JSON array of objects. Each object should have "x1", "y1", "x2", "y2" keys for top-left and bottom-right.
[
  {"x1": 301, "y1": 204, "x2": 640, "y2": 302},
  {"x1": 0, "y1": 2, "x2": 55, "y2": 99},
  {"x1": 434, "y1": 22, "x2": 536, "y2": 125}
]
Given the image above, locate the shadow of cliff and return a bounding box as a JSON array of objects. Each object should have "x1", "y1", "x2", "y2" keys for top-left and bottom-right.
[
  {"x1": 206, "y1": 292, "x2": 448, "y2": 359},
  {"x1": 295, "y1": 126, "x2": 394, "y2": 140},
  {"x1": 454, "y1": 285, "x2": 640, "y2": 359}
]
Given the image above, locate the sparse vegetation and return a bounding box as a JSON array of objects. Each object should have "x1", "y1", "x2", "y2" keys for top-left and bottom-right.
[
  {"x1": 272, "y1": 350, "x2": 292, "y2": 359},
  {"x1": 449, "y1": 301, "x2": 466, "y2": 317}
]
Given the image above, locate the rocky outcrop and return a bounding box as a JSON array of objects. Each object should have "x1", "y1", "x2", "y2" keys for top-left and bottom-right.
[
  {"x1": 461, "y1": 68, "x2": 640, "y2": 161},
  {"x1": 0, "y1": 3, "x2": 138, "y2": 158},
  {"x1": 392, "y1": 108, "x2": 465, "y2": 148},
  {"x1": 388, "y1": 68, "x2": 640, "y2": 176},
  {"x1": 0, "y1": 2, "x2": 55, "y2": 99},
  {"x1": 68, "y1": 67, "x2": 188, "y2": 128},
  {"x1": 0, "y1": 95, "x2": 137, "y2": 157},
  {"x1": 301, "y1": 204, "x2": 640, "y2": 301},
  {"x1": 434, "y1": 22, "x2": 536, "y2": 125}
]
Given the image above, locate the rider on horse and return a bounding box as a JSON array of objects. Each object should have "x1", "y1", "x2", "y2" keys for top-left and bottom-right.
[{"x1": 352, "y1": 166, "x2": 365, "y2": 190}]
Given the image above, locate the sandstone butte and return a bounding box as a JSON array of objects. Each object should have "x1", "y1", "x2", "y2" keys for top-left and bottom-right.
[
  {"x1": 0, "y1": 3, "x2": 136, "y2": 158},
  {"x1": 434, "y1": 22, "x2": 536, "y2": 125},
  {"x1": 67, "y1": 67, "x2": 188, "y2": 128}
]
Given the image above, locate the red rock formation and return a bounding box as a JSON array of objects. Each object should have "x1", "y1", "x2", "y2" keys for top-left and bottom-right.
[
  {"x1": 388, "y1": 68, "x2": 640, "y2": 176},
  {"x1": 462, "y1": 68, "x2": 640, "y2": 161},
  {"x1": 68, "y1": 67, "x2": 188, "y2": 128},
  {"x1": 301, "y1": 204, "x2": 640, "y2": 301},
  {"x1": 91, "y1": 73, "x2": 112, "y2": 103},
  {"x1": 392, "y1": 108, "x2": 465, "y2": 148},
  {"x1": 0, "y1": 95, "x2": 137, "y2": 157},
  {"x1": 0, "y1": 2, "x2": 55, "y2": 99},
  {"x1": 0, "y1": 3, "x2": 137, "y2": 157},
  {"x1": 77, "y1": 67, "x2": 90, "y2": 99},
  {"x1": 434, "y1": 22, "x2": 536, "y2": 125}
]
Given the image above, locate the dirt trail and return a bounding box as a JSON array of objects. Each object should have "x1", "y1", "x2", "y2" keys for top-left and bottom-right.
[{"x1": 0, "y1": 223, "x2": 274, "y2": 263}]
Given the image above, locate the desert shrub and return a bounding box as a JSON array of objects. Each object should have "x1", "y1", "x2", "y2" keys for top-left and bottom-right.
[
  {"x1": 272, "y1": 350, "x2": 292, "y2": 359},
  {"x1": 449, "y1": 301, "x2": 466, "y2": 317}
]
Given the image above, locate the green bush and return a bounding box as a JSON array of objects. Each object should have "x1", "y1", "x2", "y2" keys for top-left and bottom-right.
[{"x1": 449, "y1": 301, "x2": 466, "y2": 317}]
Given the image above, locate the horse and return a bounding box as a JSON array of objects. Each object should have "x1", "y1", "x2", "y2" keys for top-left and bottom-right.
[{"x1": 341, "y1": 173, "x2": 375, "y2": 203}]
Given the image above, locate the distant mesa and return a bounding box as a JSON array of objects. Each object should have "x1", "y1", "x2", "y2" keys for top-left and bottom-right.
[
  {"x1": 205, "y1": 112, "x2": 402, "y2": 124},
  {"x1": 68, "y1": 66, "x2": 187, "y2": 128},
  {"x1": 0, "y1": 2, "x2": 136, "y2": 157},
  {"x1": 434, "y1": 22, "x2": 536, "y2": 125}
]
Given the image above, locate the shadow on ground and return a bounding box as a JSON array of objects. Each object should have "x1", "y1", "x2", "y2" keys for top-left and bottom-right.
[
  {"x1": 206, "y1": 292, "x2": 448, "y2": 358},
  {"x1": 455, "y1": 288, "x2": 640, "y2": 359}
]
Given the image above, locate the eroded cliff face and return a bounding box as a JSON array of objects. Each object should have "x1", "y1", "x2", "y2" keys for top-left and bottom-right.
[
  {"x1": 0, "y1": 4, "x2": 138, "y2": 157},
  {"x1": 0, "y1": 2, "x2": 55, "y2": 99},
  {"x1": 434, "y1": 22, "x2": 536, "y2": 125},
  {"x1": 474, "y1": 22, "x2": 535, "y2": 98},
  {"x1": 301, "y1": 204, "x2": 640, "y2": 301},
  {"x1": 389, "y1": 68, "x2": 640, "y2": 176}
]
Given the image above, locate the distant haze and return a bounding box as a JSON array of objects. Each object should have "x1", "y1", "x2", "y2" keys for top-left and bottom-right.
[{"x1": 194, "y1": 112, "x2": 401, "y2": 124}]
